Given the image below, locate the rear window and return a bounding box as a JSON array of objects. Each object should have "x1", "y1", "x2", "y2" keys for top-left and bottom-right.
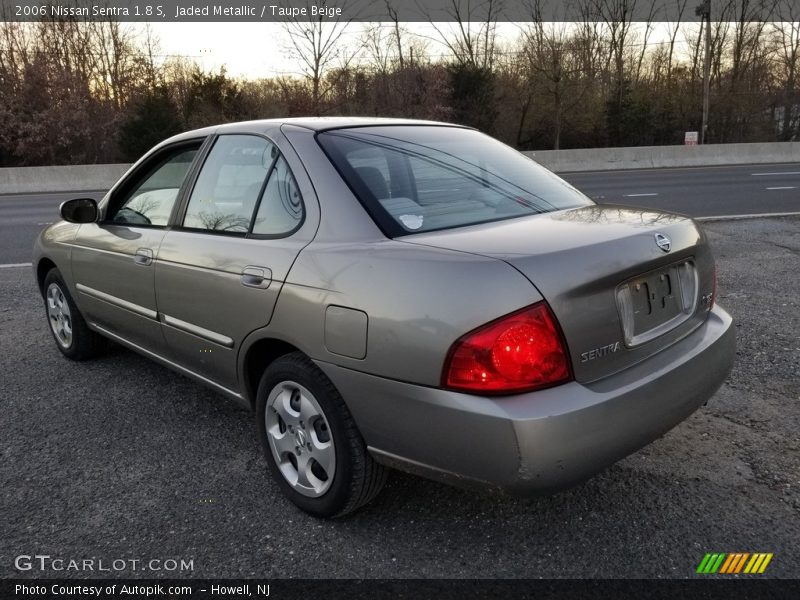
[{"x1": 317, "y1": 126, "x2": 593, "y2": 236}]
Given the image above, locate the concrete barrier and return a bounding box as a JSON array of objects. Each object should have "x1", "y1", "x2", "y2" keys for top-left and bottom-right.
[
  {"x1": 0, "y1": 164, "x2": 130, "y2": 195},
  {"x1": 524, "y1": 141, "x2": 800, "y2": 172},
  {"x1": 1, "y1": 141, "x2": 799, "y2": 194}
]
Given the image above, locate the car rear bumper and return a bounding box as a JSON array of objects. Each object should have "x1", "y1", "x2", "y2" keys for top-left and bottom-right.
[{"x1": 315, "y1": 305, "x2": 735, "y2": 494}]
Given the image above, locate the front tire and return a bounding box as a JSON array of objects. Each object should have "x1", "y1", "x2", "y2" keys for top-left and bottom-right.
[
  {"x1": 256, "y1": 352, "x2": 387, "y2": 518},
  {"x1": 42, "y1": 268, "x2": 106, "y2": 360}
]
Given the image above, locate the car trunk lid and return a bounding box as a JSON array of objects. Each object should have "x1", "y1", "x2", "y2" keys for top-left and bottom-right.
[{"x1": 400, "y1": 205, "x2": 716, "y2": 383}]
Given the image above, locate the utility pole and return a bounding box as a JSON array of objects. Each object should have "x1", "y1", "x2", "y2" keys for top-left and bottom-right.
[{"x1": 696, "y1": 0, "x2": 711, "y2": 144}]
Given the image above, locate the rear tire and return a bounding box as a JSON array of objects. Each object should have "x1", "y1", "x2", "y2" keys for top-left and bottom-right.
[
  {"x1": 256, "y1": 352, "x2": 387, "y2": 518},
  {"x1": 42, "y1": 268, "x2": 106, "y2": 361}
]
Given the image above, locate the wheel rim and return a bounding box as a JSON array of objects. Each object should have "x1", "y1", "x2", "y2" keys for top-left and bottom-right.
[
  {"x1": 46, "y1": 283, "x2": 73, "y2": 349},
  {"x1": 265, "y1": 381, "x2": 336, "y2": 498}
]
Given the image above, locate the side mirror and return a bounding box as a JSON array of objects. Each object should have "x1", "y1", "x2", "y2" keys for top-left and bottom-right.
[{"x1": 60, "y1": 198, "x2": 98, "y2": 224}]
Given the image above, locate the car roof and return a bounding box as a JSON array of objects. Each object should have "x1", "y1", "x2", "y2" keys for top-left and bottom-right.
[{"x1": 163, "y1": 117, "x2": 471, "y2": 145}]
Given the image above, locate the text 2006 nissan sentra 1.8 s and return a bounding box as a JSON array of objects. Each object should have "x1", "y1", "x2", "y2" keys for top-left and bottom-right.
[{"x1": 33, "y1": 118, "x2": 735, "y2": 517}]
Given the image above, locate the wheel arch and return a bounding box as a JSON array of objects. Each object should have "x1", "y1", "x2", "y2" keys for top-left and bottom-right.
[
  {"x1": 240, "y1": 336, "x2": 304, "y2": 409},
  {"x1": 36, "y1": 257, "x2": 58, "y2": 295}
]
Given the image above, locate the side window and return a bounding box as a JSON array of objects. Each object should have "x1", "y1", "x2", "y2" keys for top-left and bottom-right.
[
  {"x1": 252, "y1": 155, "x2": 304, "y2": 236},
  {"x1": 110, "y1": 147, "x2": 198, "y2": 226},
  {"x1": 183, "y1": 135, "x2": 273, "y2": 233}
]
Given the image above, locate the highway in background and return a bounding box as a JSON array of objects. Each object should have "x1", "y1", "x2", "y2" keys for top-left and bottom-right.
[
  {"x1": 1, "y1": 162, "x2": 798, "y2": 265},
  {"x1": 0, "y1": 190, "x2": 105, "y2": 265},
  {"x1": 562, "y1": 162, "x2": 800, "y2": 217}
]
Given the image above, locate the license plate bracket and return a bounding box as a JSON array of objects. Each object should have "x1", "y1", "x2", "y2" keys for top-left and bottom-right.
[{"x1": 616, "y1": 261, "x2": 697, "y2": 346}]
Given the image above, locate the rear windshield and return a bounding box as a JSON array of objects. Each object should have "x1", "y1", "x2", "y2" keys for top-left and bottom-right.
[{"x1": 317, "y1": 126, "x2": 593, "y2": 236}]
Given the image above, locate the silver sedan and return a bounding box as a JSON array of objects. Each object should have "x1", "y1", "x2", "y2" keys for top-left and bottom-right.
[{"x1": 33, "y1": 118, "x2": 735, "y2": 517}]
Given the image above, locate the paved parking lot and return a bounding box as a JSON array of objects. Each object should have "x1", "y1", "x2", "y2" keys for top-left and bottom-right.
[{"x1": 1, "y1": 216, "x2": 798, "y2": 579}]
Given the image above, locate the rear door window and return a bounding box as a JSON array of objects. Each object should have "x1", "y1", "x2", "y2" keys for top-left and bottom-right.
[
  {"x1": 182, "y1": 134, "x2": 305, "y2": 237},
  {"x1": 251, "y1": 155, "x2": 304, "y2": 236},
  {"x1": 183, "y1": 135, "x2": 274, "y2": 233}
]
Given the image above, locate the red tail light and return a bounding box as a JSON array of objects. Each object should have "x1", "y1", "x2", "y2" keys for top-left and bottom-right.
[{"x1": 442, "y1": 302, "x2": 572, "y2": 394}]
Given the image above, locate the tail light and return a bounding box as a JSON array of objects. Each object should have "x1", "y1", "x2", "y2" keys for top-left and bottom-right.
[{"x1": 442, "y1": 302, "x2": 572, "y2": 394}]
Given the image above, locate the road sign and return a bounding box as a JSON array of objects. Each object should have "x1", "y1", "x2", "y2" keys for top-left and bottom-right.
[{"x1": 685, "y1": 131, "x2": 699, "y2": 146}]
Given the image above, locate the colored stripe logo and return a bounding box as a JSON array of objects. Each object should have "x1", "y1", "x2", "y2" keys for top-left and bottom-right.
[{"x1": 696, "y1": 552, "x2": 773, "y2": 574}]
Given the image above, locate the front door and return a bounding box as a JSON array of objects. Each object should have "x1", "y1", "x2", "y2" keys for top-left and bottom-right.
[{"x1": 70, "y1": 141, "x2": 203, "y2": 351}]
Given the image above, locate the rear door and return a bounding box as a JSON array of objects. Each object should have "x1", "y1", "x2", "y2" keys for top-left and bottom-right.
[
  {"x1": 69, "y1": 140, "x2": 204, "y2": 351},
  {"x1": 155, "y1": 133, "x2": 317, "y2": 390}
]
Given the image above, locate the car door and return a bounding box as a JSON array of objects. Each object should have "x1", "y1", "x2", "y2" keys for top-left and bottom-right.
[
  {"x1": 69, "y1": 140, "x2": 205, "y2": 351},
  {"x1": 155, "y1": 133, "x2": 315, "y2": 390}
]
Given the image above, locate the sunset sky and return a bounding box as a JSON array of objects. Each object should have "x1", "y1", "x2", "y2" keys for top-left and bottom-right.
[{"x1": 143, "y1": 21, "x2": 683, "y2": 79}]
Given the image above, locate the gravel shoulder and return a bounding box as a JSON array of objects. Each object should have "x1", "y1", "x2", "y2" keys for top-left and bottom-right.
[{"x1": 1, "y1": 217, "x2": 798, "y2": 579}]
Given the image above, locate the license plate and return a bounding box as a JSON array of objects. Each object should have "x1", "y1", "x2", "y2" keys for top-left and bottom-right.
[{"x1": 616, "y1": 261, "x2": 697, "y2": 346}]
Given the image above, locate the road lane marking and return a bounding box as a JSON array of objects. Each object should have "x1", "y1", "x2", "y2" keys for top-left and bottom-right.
[
  {"x1": 697, "y1": 211, "x2": 800, "y2": 221},
  {"x1": 751, "y1": 172, "x2": 800, "y2": 176},
  {"x1": 766, "y1": 186, "x2": 797, "y2": 190},
  {"x1": 562, "y1": 163, "x2": 800, "y2": 175},
  {"x1": 624, "y1": 193, "x2": 659, "y2": 197},
  {"x1": 0, "y1": 262, "x2": 32, "y2": 269}
]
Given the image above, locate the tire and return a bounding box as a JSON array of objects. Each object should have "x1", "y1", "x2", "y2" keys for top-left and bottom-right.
[
  {"x1": 256, "y1": 352, "x2": 387, "y2": 518},
  {"x1": 42, "y1": 268, "x2": 106, "y2": 361}
]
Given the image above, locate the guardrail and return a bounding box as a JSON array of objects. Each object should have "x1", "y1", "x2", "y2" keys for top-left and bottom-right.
[{"x1": 1, "y1": 142, "x2": 799, "y2": 194}]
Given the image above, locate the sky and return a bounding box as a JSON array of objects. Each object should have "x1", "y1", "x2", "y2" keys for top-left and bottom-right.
[
  {"x1": 141, "y1": 20, "x2": 691, "y2": 80},
  {"x1": 146, "y1": 23, "x2": 300, "y2": 78},
  {"x1": 144, "y1": 21, "x2": 548, "y2": 79}
]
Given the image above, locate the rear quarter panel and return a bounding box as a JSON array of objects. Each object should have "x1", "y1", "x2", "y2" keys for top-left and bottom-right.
[{"x1": 267, "y1": 240, "x2": 542, "y2": 386}]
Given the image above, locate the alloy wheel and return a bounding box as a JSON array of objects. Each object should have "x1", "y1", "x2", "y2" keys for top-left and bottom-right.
[
  {"x1": 46, "y1": 283, "x2": 72, "y2": 349},
  {"x1": 265, "y1": 381, "x2": 336, "y2": 498}
]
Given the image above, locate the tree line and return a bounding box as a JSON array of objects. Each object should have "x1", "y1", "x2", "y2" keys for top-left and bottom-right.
[{"x1": 0, "y1": 0, "x2": 798, "y2": 167}]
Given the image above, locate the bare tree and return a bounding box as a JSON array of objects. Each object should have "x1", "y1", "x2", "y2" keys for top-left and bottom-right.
[
  {"x1": 771, "y1": 0, "x2": 800, "y2": 139},
  {"x1": 422, "y1": 0, "x2": 502, "y2": 70},
  {"x1": 138, "y1": 23, "x2": 162, "y2": 92},
  {"x1": 91, "y1": 21, "x2": 142, "y2": 107},
  {"x1": 520, "y1": 9, "x2": 577, "y2": 149},
  {"x1": 664, "y1": 0, "x2": 689, "y2": 81},
  {"x1": 282, "y1": 0, "x2": 362, "y2": 113},
  {"x1": 0, "y1": 0, "x2": 795, "y2": 165},
  {"x1": 363, "y1": 23, "x2": 392, "y2": 75},
  {"x1": 592, "y1": 0, "x2": 637, "y2": 94},
  {"x1": 633, "y1": 2, "x2": 659, "y2": 82},
  {"x1": 385, "y1": 0, "x2": 406, "y2": 68},
  {"x1": 706, "y1": 0, "x2": 776, "y2": 141},
  {"x1": 572, "y1": 0, "x2": 604, "y2": 77}
]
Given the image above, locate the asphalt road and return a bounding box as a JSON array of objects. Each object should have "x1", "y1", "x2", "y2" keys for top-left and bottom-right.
[
  {"x1": 1, "y1": 211, "x2": 799, "y2": 578},
  {"x1": 561, "y1": 162, "x2": 800, "y2": 217},
  {"x1": 1, "y1": 162, "x2": 799, "y2": 265},
  {"x1": 0, "y1": 191, "x2": 104, "y2": 265}
]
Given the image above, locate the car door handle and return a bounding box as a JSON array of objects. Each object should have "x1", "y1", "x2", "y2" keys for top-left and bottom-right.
[
  {"x1": 241, "y1": 266, "x2": 271, "y2": 289},
  {"x1": 133, "y1": 248, "x2": 153, "y2": 266}
]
